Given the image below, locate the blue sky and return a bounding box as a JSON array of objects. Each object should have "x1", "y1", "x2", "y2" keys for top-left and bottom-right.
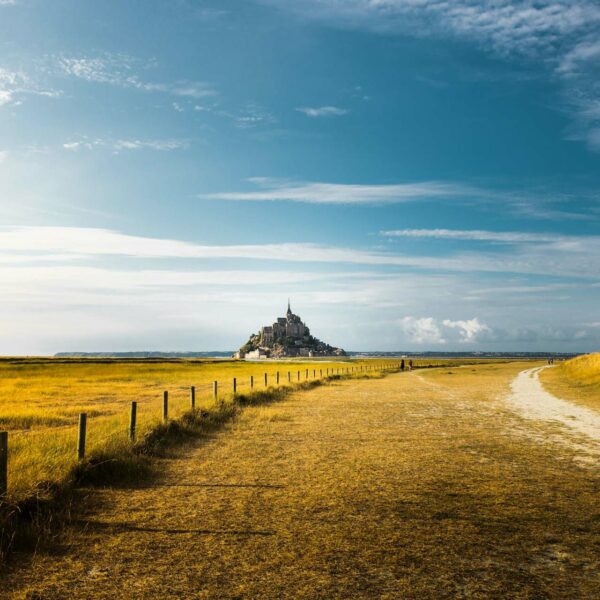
[{"x1": 1, "y1": 0, "x2": 599, "y2": 354}]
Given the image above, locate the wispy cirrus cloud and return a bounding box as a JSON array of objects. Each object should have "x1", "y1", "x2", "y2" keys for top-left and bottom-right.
[
  {"x1": 296, "y1": 105, "x2": 348, "y2": 117},
  {"x1": 0, "y1": 67, "x2": 61, "y2": 108},
  {"x1": 2, "y1": 225, "x2": 600, "y2": 279},
  {"x1": 380, "y1": 228, "x2": 562, "y2": 244},
  {"x1": 57, "y1": 54, "x2": 217, "y2": 99},
  {"x1": 62, "y1": 137, "x2": 189, "y2": 153},
  {"x1": 202, "y1": 178, "x2": 475, "y2": 204},
  {"x1": 266, "y1": 1, "x2": 600, "y2": 56}
]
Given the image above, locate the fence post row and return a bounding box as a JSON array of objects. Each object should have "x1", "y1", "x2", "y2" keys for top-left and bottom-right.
[
  {"x1": 163, "y1": 391, "x2": 169, "y2": 422},
  {"x1": 0, "y1": 431, "x2": 7, "y2": 498},
  {"x1": 77, "y1": 413, "x2": 87, "y2": 460},
  {"x1": 0, "y1": 360, "x2": 407, "y2": 498},
  {"x1": 129, "y1": 401, "x2": 137, "y2": 442}
]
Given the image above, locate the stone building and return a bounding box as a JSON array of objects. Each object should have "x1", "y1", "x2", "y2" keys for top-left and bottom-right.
[
  {"x1": 238, "y1": 301, "x2": 345, "y2": 359},
  {"x1": 261, "y1": 301, "x2": 306, "y2": 345}
]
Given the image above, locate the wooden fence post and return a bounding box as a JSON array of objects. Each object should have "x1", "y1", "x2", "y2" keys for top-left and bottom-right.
[
  {"x1": 163, "y1": 391, "x2": 169, "y2": 422},
  {"x1": 0, "y1": 431, "x2": 7, "y2": 498},
  {"x1": 313, "y1": 369, "x2": 316, "y2": 378},
  {"x1": 320, "y1": 369, "x2": 323, "y2": 378},
  {"x1": 264, "y1": 373, "x2": 268, "y2": 387},
  {"x1": 213, "y1": 381, "x2": 218, "y2": 400},
  {"x1": 305, "y1": 369, "x2": 308, "y2": 380},
  {"x1": 276, "y1": 371, "x2": 280, "y2": 385},
  {"x1": 250, "y1": 375, "x2": 254, "y2": 389},
  {"x1": 297, "y1": 370, "x2": 300, "y2": 381},
  {"x1": 233, "y1": 377, "x2": 237, "y2": 394},
  {"x1": 129, "y1": 402, "x2": 137, "y2": 442},
  {"x1": 287, "y1": 371, "x2": 291, "y2": 382},
  {"x1": 77, "y1": 413, "x2": 87, "y2": 460},
  {"x1": 190, "y1": 386, "x2": 196, "y2": 410}
]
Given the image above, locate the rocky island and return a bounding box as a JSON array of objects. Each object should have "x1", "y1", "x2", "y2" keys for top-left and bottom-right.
[{"x1": 236, "y1": 301, "x2": 345, "y2": 359}]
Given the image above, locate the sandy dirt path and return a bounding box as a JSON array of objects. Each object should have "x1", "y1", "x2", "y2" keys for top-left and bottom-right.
[
  {"x1": 507, "y1": 367, "x2": 600, "y2": 455},
  {"x1": 3, "y1": 366, "x2": 600, "y2": 599}
]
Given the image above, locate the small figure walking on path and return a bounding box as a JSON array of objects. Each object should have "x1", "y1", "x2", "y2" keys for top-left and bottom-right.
[
  {"x1": 400, "y1": 359, "x2": 405, "y2": 371},
  {"x1": 408, "y1": 359, "x2": 413, "y2": 371}
]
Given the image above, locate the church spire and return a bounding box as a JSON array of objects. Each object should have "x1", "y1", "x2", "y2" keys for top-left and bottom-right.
[{"x1": 287, "y1": 298, "x2": 292, "y2": 316}]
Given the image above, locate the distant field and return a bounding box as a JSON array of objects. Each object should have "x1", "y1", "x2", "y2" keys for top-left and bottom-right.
[
  {"x1": 0, "y1": 357, "x2": 460, "y2": 503},
  {"x1": 540, "y1": 353, "x2": 600, "y2": 411}
]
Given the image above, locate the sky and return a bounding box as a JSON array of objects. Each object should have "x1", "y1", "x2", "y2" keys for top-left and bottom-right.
[{"x1": 1, "y1": 0, "x2": 600, "y2": 354}]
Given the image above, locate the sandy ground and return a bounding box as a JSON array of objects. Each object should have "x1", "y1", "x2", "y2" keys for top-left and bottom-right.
[
  {"x1": 507, "y1": 367, "x2": 600, "y2": 460},
  {"x1": 3, "y1": 365, "x2": 599, "y2": 599}
]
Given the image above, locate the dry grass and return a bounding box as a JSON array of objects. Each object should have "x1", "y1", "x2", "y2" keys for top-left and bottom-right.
[
  {"x1": 540, "y1": 353, "x2": 600, "y2": 411},
  {"x1": 3, "y1": 360, "x2": 598, "y2": 599},
  {"x1": 0, "y1": 357, "x2": 407, "y2": 503}
]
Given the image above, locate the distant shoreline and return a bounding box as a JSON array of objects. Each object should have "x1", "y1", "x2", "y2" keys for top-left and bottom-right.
[{"x1": 45, "y1": 351, "x2": 583, "y2": 359}]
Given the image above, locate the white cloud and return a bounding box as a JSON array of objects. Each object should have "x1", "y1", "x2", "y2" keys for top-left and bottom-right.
[
  {"x1": 296, "y1": 106, "x2": 348, "y2": 117},
  {"x1": 557, "y1": 39, "x2": 600, "y2": 76},
  {"x1": 0, "y1": 1, "x2": 16, "y2": 5},
  {"x1": 57, "y1": 55, "x2": 217, "y2": 99},
  {"x1": 1, "y1": 226, "x2": 600, "y2": 280},
  {"x1": 399, "y1": 316, "x2": 445, "y2": 344},
  {"x1": 231, "y1": 104, "x2": 275, "y2": 128},
  {"x1": 0, "y1": 90, "x2": 13, "y2": 105},
  {"x1": 399, "y1": 315, "x2": 491, "y2": 345},
  {"x1": 442, "y1": 318, "x2": 491, "y2": 343},
  {"x1": 62, "y1": 138, "x2": 188, "y2": 152},
  {"x1": 203, "y1": 178, "x2": 475, "y2": 204},
  {"x1": 0, "y1": 67, "x2": 61, "y2": 107},
  {"x1": 380, "y1": 228, "x2": 561, "y2": 243},
  {"x1": 0, "y1": 150, "x2": 7, "y2": 163},
  {"x1": 268, "y1": 1, "x2": 600, "y2": 56}
]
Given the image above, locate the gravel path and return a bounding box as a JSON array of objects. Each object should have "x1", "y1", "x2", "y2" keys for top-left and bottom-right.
[{"x1": 507, "y1": 367, "x2": 600, "y2": 443}]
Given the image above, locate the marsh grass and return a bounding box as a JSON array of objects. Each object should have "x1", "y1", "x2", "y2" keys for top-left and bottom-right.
[
  {"x1": 0, "y1": 360, "x2": 406, "y2": 564},
  {"x1": 541, "y1": 352, "x2": 600, "y2": 411},
  {"x1": 0, "y1": 358, "x2": 468, "y2": 503}
]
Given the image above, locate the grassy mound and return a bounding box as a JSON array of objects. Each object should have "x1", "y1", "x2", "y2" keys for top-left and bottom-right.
[{"x1": 541, "y1": 352, "x2": 600, "y2": 412}]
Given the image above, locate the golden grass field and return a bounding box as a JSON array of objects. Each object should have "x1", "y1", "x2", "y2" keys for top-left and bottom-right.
[
  {"x1": 540, "y1": 352, "x2": 600, "y2": 411},
  {"x1": 0, "y1": 357, "x2": 436, "y2": 503},
  {"x1": 2, "y1": 360, "x2": 599, "y2": 599}
]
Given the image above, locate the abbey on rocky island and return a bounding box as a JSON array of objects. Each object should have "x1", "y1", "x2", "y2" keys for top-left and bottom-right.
[{"x1": 236, "y1": 301, "x2": 346, "y2": 359}]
